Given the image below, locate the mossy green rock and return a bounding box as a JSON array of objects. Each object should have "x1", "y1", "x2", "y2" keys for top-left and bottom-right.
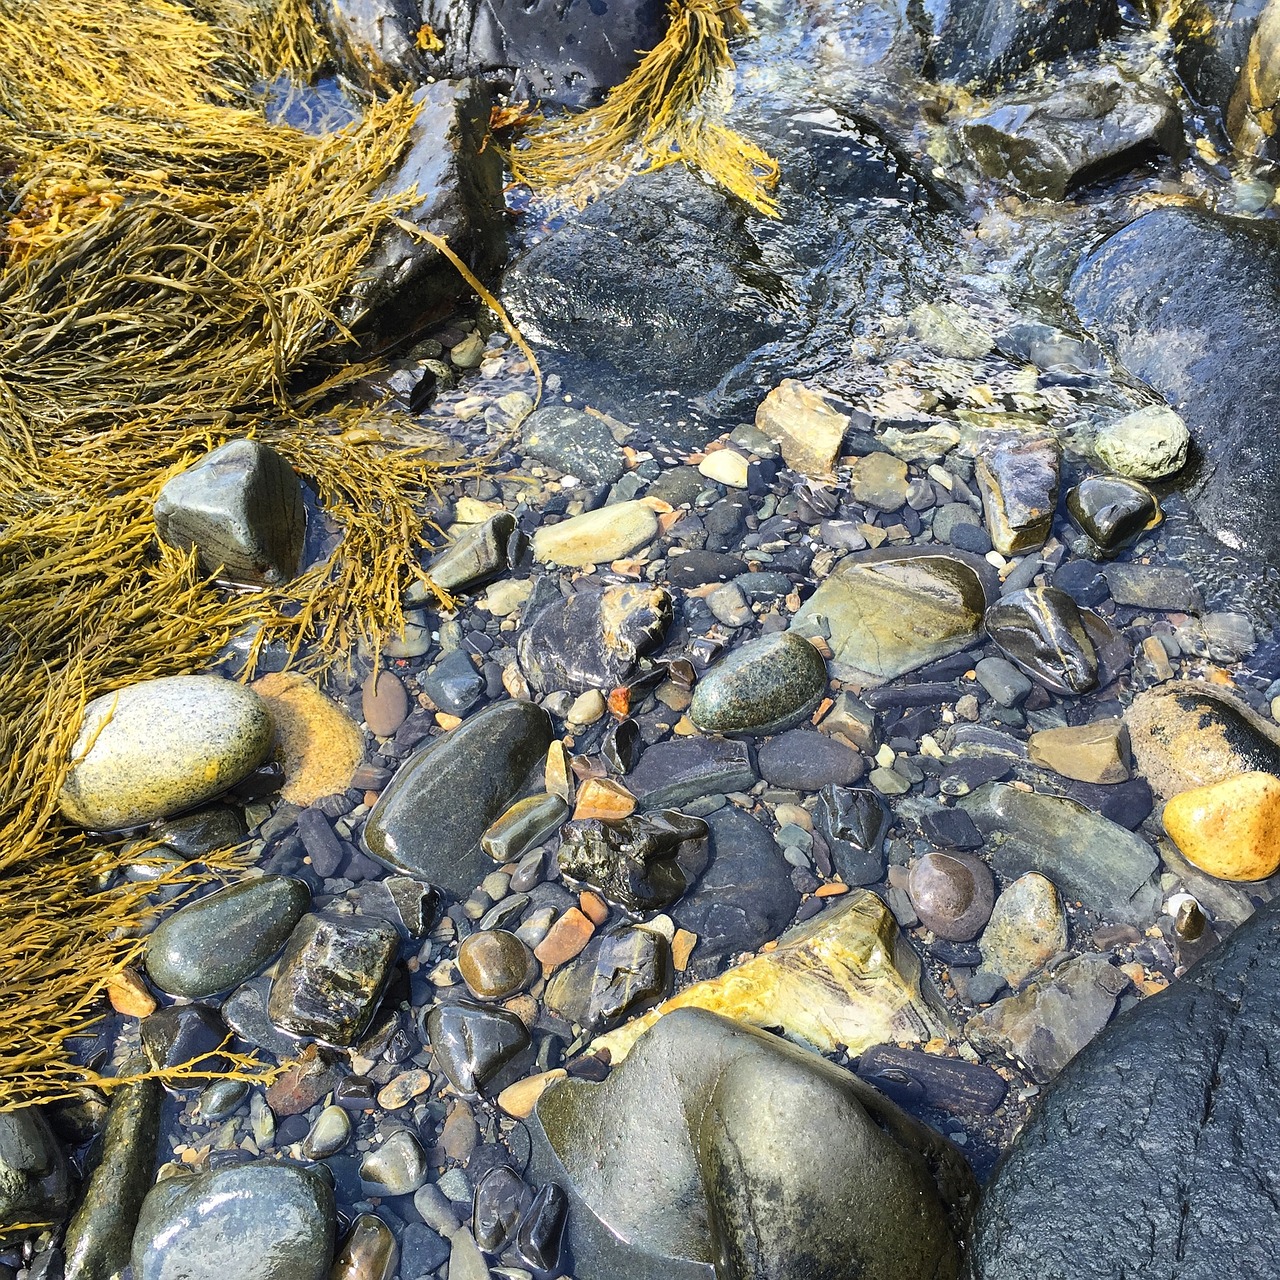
[
  {"x1": 690, "y1": 632, "x2": 827, "y2": 735},
  {"x1": 791, "y1": 547, "x2": 994, "y2": 684},
  {"x1": 528, "y1": 1007, "x2": 976, "y2": 1280},
  {"x1": 145, "y1": 876, "x2": 311, "y2": 998},
  {"x1": 131, "y1": 1162, "x2": 335, "y2": 1280},
  {"x1": 59, "y1": 675, "x2": 273, "y2": 830}
]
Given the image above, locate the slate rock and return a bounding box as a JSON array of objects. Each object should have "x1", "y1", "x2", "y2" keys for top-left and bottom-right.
[
  {"x1": 363, "y1": 700, "x2": 553, "y2": 893},
  {"x1": 557, "y1": 811, "x2": 709, "y2": 914},
  {"x1": 974, "y1": 437, "x2": 1060, "y2": 554},
  {"x1": 625, "y1": 736, "x2": 755, "y2": 809},
  {"x1": 131, "y1": 1162, "x2": 335, "y2": 1280},
  {"x1": 1103, "y1": 563, "x2": 1203, "y2": 612},
  {"x1": 1070, "y1": 207, "x2": 1280, "y2": 564},
  {"x1": 857, "y1": 1044, "x2": 1008, "y2": 1116},
  {"x1": 471, "y1": 1165, "x2": 529, "y2": 1253},
  {"x1": 154, "y1": 439, "x2": 305, "y2": 587},
  {"x1": 666, "y1": 551, "x2": 748, "y2": 589},
  {"x1": 360, "y1": 1131, "x2": 428, "y2": 1197},
  {"x1": 427, "y1": 511, "x2": 516, "y2": 593},
  {"x1": 422, "y1": 646, "x2": 486, "y2": 716},
  {"x1": 0, "y1": 1109, "x2": 71, "y2": 1247},
  {"x1": 984, "y1": 586, "x2": 1098, "y2": 695},
  {"x1": 518, "y1": 586, "x2": 672, "y2": 693},
  {"x1": 671, "y1": 806, "x2": 800, "y2": 961},
  {"x1": 971, "y1": 893, "x2": 1280, "y2": 1279},
  {"x1": 757, "y1": 729, "x2": 864, "y2": 789},
  {"x1": 528, "y1": 1008, "x2": 977, "y2": 1280},
  {"x1": 145, "y1": 875, "x2": 310, "y2": 998},
  {"x1": 341, "y1": 79, "x2": 503, "y2": 328},
  {"x1": 587, "y1": 926, "x2": 674, "y2": 1030},
  {"x1": 960, "y1": 782, "x2": 1160, "y2": 923},
  {"x1": 521, "y1": 405, "x2": 625, "y2": 483},
  {"x1": 268, "y1": 912, "x2": 400, "y2": 1046},
  {"x1": 690, "y1": 632, "x2": 828, "y2": 736},
  {"x1": 59, "y1": 675, "x2": 274, "y2": 831},
  {"x1": 791, "y1": 547, "x2": 995, "y2": 684},
  {"x1": 427, "y1": 1001, "x2": 531, "y2": 1096},
  {"x1": 317, "y1": 0, "x2": 425, "y2": 90},
  {"x1": 515, "y1": 1182, "x2": 568, "y2": 1273},
  {"x1": 816, "y1": 785, "x2": 891, "y2": 886}
]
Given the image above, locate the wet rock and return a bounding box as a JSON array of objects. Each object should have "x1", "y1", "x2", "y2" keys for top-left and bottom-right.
[
  {"x1": 595, "y1": 891, "x2": 952, "y2": 1063},
  {"x1": 341, "y1": 80, "x2": 503, "y2": 328},
  {"x1": 757, "y1": 729, "x2": 863, "y2": 789},
  {"x1": 132, "y1": 1162, "x2": 335, "y2": 1280},
  {"x1": 516, "y1": 1182, "x2": 568, "y2": 1272},
  {"x1": 329, "y1": 1213, "x2": 397, "y2": 1280},
  {"x1": 1104, "y1": 562, "x2": 1203, "y2": 612},
  {"x1": 521, "y1": 404, "x2": 625, "y2": 484},
  {"x1": 850, "y1": 451, "x2": 910, "y2": 511},
  {"x1": 360, "y1": 1131, "x2": 428, "y2": 1196},
  {"x1": 977, "y1": 872, "x2": 1067, "y2": 988},
  {"x1": 531, "y1": 1009, "x2": 976, "y2": 1280},
  {"x1": 970, "y1": 892, "x2": 1280, "y2": 1280},
  {"x1": 518, "y1": 585, "x2": 672, "y2": 693},
  {"x1": 140, "y1": 1004, "x2": 229, "y2": 1080},
  {"x1": 427, "y1": 511, "x2": 515, "y2": 594},
  {"x1": 1125, "y1": 680, "x2": 1280, "y2": 800},
  {"x1": 984, "y1": 586, "x2": 1097, "y2": 695},
  {"x1": 960, "y1": 783, "x2": 1160, "y2": 923},
  {"x1": 909, "y1": 301, "x2": 994, "y2": 358},
  {"x1": 557, "y1": 811, "x2": 708, "y2": 914},
  {"x1": 1071, "y1": 207, "x2": 1280, "y2": 561},
  {"x1": 154, "y1": 440, "x2": 304, "y2": 587},
  {"x1": 363, "y1": 700, "x2": 552, "y2": 893},
  {"x1": 59, "y1": 675, "x2": 273, "y2": 830},
  {"x1": 457, "y1": 929, "x2": 535, "y2": 1000},
  {"x1": 1166, "y1": 0, "x2": 1272, "y2": 126},
  {"x1": 361, "y1": 669, "x2": 409, "y2": 737},
  {"x1": 690, "y1": 632, "x2": 828, "y2": 736},
  {"x1": 350, "y1": 876, "x2": 439, "y2": 939},
  {"x1": 0, "y1": 1109, "x2": 71, "y2": 1247},
  {"x1": 266, "y1": 1044, "x2": 344, "y2": 1117},
  {"x1": 973, "y1": 655, "x2": 1031, "y2": 708},
  {"x1": 481, "y1": 793, "x2": 569, "y2": 863},
  {"x1": 64, "y1": 1075, "x2": 160, "y2": 1280},
  {"x1": 1163, "y1": 771, "x2": 1280, "y2": 881},
  {"x1": 427, "y1": 1001, "x2": 531, "y2": 1095},
  {"x1": 1027, "y1": 719, "x2": 1130, "y2": 784},
  {"x1": 816, "y1": 785, "x2": 891, "y2": 885},
  {"x1": 268, "y1": 913, "x2": 400, "y2": 1045},
  {"x1": 958, "y1": 63, "x2": 1181, "y2": 200},
  {"x1": 967, "y1": 954, "x2": 1128, "y2": 1082},
  {"x1": 974, "y1": 437, "x2": 1060, "y2": 554},
  {"x1": 929, "y1": 0, "x2": 1118, "y2": 87},
  {"x1": 223, "y1": 976, "x2": 301, "y2": 1058},
  {"x1": 532, "y1": 501, "x2": 658, "y2": 567},
  {"x1": 857, "y1": 1044, "x2": 1009, "y2": 1116},
  {"x1": 303, "y1": 1106, "x2": 351, "y2": 1160},
  {"x1": 1066, "y1": 475, "x2": 1160, "y2": 556},
  {"x1": 671, "y1": 806, "x2": 800, "y2": 961},
  {"x1": 586, "y1": 925, "x2": 673, "y2": 1030},
  {"x1": 908, "y1": 851, "x2": 995, "y2": 942},
  {"x1": 422, "y1": 647, "x2": 485, "y2": 716},
  {"x1": 791, "y1": 547, "x2": 994, "y2": 684},
  {"x1": 625, "y1": 736, "x2": 755, "y2": 809},
  {"x1": 145, "y1": 876, "x2": 310, "y2": 998},
  {"x1": 472, "y1": 1165, "x2": 528, "y2": 1253},
  {"x1": 317, "y1": 0, "x2": 423, "y2": 89},
  {"x1": 754, "y1": 380, "x2": 848, "y2": 476},
  {"x1": 1092, "y1": 405, "x2": 1190, "y2": 480}
]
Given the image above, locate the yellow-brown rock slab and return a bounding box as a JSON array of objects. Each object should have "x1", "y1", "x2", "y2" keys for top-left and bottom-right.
[
  {"x1": 572, "y1": 777, "x2": 636, "y2": 821},
  {"x1": 1162, "y1": 771, "x2": 1280, "y2": 881},
  {"x1": 251, "y1": 671, "x2": 363, "y2": 805},
  {"x1": 591, "y1": 889, "x2": 952, "y2": 1063}
]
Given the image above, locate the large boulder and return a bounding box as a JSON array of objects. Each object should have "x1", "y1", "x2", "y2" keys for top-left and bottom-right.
[
  {"x1": 1070, "y1": 207, "x2": 1280, "y2": 566},
  {"x1": 971, "y1": 894, "x2": 1280, "y2": 1279},
  {"x1": 529, "y1": 1008, "x2": 977, "y2": 1280}
]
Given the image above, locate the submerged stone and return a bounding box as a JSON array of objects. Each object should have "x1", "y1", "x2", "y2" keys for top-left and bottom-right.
[
  {"x1": 153, "y1": 439, "x2": 305, "y2": 587},
  {"x1": 0, "y1": 1109, "x2": 72, "y2": 1247},
  {"x1": 689, "y1": 631, "x2": 828, "y2": 736},
  {"x1": 984, "y1": 586, "x2": 1098, "y2": 695},
  {"x1": 520, "y1": 405, "x2": 625, "y2": 483},
  {"x1": 363, "y1": 700, "x2": 553, "y2": 893},
  {"x1": 532, "y1": 502, "x2": 658, "y2": 567},
  {"x1": 427, "y1": 511, "x2": 515, "y2": 593},
  {"x1": 907, "y1": 851, "x2": 996, "y2": 942},
  {"x1": 791, "y1": 547, "x2": 994, "y2": 684},
  {"x1": 59, "y1": 675, "x2": 273, "y2": 830},
  {"x1": 974, "y1": 437, "x2": 1060, "y2": 555},
  {"x1": 329, "y1": 1213, "x2": 398, "y2": 1280},
  {"x1": 427, "y1": 1001, "x2": 531, "y2": 1096},
  {"x1": 624, "y1": 736, "x2": 755, "y2": 809},
  {"x1": 1066, "y1": 475, "x2": 1160, "y2": 556}
]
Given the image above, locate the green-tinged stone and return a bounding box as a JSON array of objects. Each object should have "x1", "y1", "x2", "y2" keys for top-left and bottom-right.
[
  {"x1": 329, "y1": 1213, "x2": 398, "y2": 1280},
  {"x1": 64, "y1": 1073, "x2": 161, "y2": 1280},
  {"x1": 457, "y1": 929, "x2": 535, "y2": 1000},
  {"x1": 427, "y1": 512, "x2": 515, "y2": 592},
  {"x1": 791, "y1": 547, "x2": 994, "y2": 684},
  {"x1": 145, "y1": 876, "x2": 310, "y2": 998},
  {"x1": 689, "y1": 632, "x2": 827, "y2": 736},
  {"x1": 131, "y1": 1162, "x2": 335, "y2": 1280},
  {"x1": 362, "y1": 701, "x2": 553, "y2": 894},
  {"x1": 59, "y1": 675, "x2": 273, "y2": 830},
  {"x1": 984, "y1": 586, "x2": 1098, "y2": 696},
  {"x1": 974, "y1": 437, "x2": 1060, "y2": 556},
  {"x1": 481, "y1": 793, "x2": 569, "y2": 863},
  {"x1": 0, "y1": 1108, "x2": 72, "y2": 1247}
]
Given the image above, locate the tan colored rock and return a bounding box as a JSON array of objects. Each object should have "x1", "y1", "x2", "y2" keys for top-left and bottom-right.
[
  {"x1": 107, "y1": 967, "x2": 157, "y2": 1018},
  {"x1": 978, "y1": 873, "x2": 1067, "y2": 988},
  {"x1": 697, "y1": 449, "x2": 750, "y2": 488},
  {"x1": 572, "y1": 777, "x2": 636, "y2": 821},
  {"x1": 755, "y1": 379, "x2": 849, "y2": 476},
  {"x1": 1028, "y1": 720, "x2": 1130, "y2": 784},
  {"x1": 497, "y1": 1069, "x2": 566, "y2": 1119},
  {"x1": 251, "y1": 671, "x2": 363, "y2": 805},
  {"x1": 1162, "y1": 771, "x2": 1280, "y2": 882},
  {"x1": 532, "y1": 501, "x2": 658, "y2": 567},
  {"x1": 545, "y1": 740, "x2": 574, "y2": 805},
  {"x1": 591, "y1": 889, "x2": 951, "y2": 1063},
  {"x1": 534, "y1": 907, "x2": 595, "y2": 971}
]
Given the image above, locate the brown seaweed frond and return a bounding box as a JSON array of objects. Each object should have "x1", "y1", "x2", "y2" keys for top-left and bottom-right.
[{"x1": 507, "y1": 0, "x2": 779, "y2": 215}]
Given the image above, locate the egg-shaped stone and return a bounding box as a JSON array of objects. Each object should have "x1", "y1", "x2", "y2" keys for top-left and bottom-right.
[{"x1": 690, "y1": 632, "x2": 828, "y2": 736}]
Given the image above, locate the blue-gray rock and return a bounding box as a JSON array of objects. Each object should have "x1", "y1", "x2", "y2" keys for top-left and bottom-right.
[
  {"x1": 363, "y1": 700, "x2": 553, "y2": 893},
  {"x1": 521, "y1": 405, "x2": 625, "y2": 483},
  {"x1": 145, "y1": 876, "x2": 310, "y2": 998},
  {"x1": 427, "y1": 1001, "x2": 532, "y2": 1095},
  {"x1": 422, "y1": 647, "x2": 486, "y2": 716},
  {"x1": 984, "y1": 586, "x2": 1098, "y2": 696},
  {"x1": 971, "y1": 894, "x2": 1280, "y2": 1279},
  {"x1": 0, "y1": 1109, "x2": 71, "y2": 1247},
  {"x1": 153, "y1": 439, "x2": 305, "y2": 587},
  {"x1": 625, "y1": 736, "x2": 756, "y2": 810},
  {"x1": 427, "y1": 512, "x2": 515, "y2": 593},
  {"x1": 690, "y1": 632, "x2": 828, "y2": 736},
  {"x1": 528, "y1": 1008, "x2": 977, "y2": 1280},
  {"x1": 131, "y1": 1162, "x2": 335, "y2": 1280},
  {"x1": 140, "y1": 1004, "x2": 229, "y2": 1083},
  {"x1": 757, "y1": 729, "x2": 864, "y2": 790}
]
